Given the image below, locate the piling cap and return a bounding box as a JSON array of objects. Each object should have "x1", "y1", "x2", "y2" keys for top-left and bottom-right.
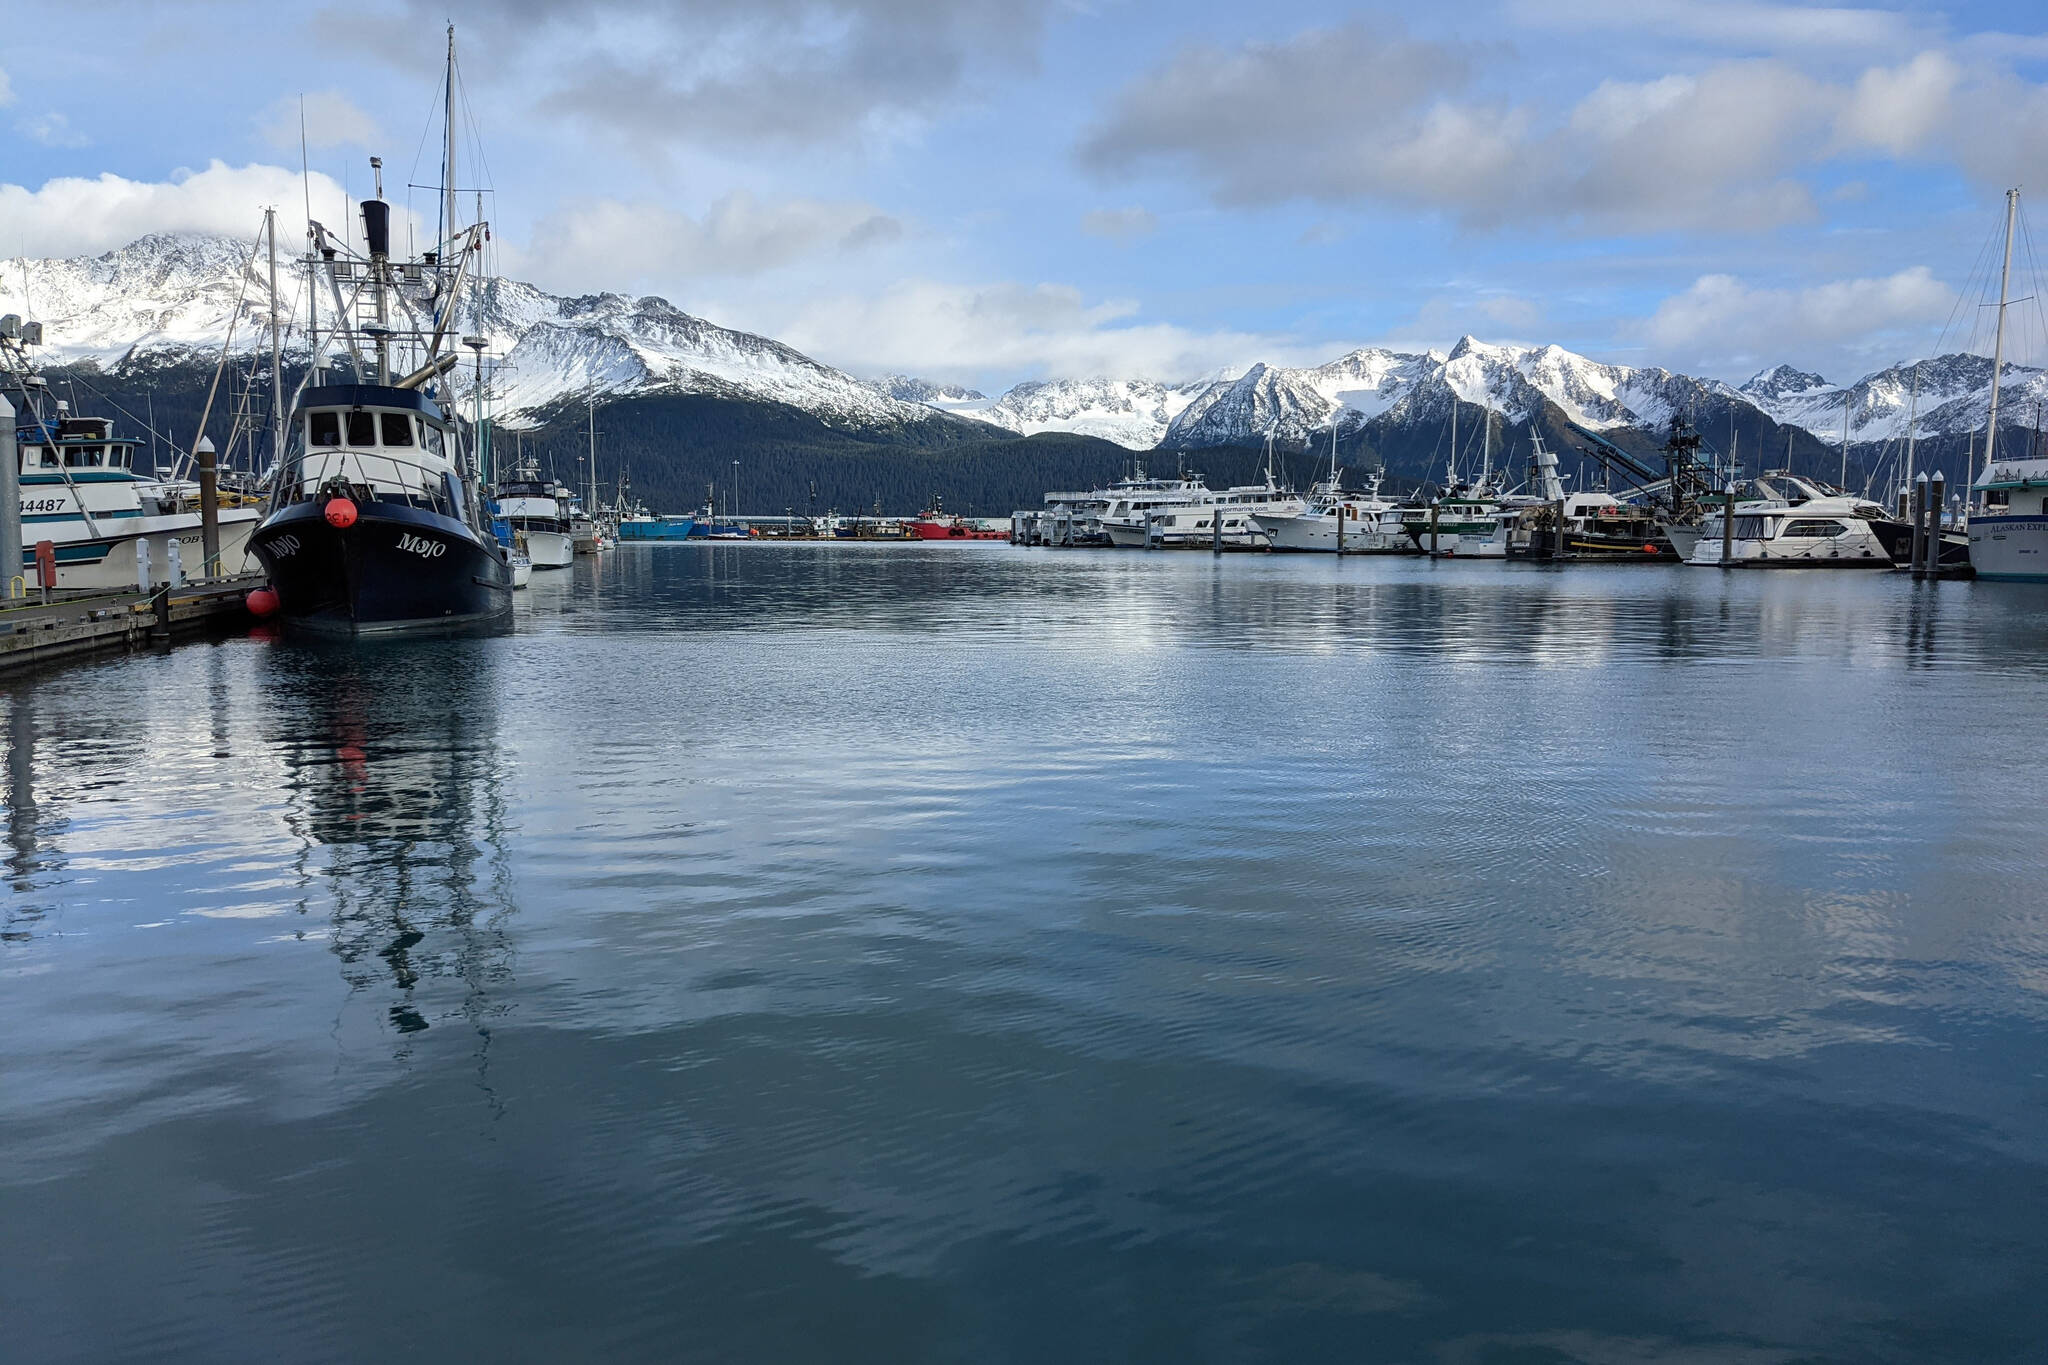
[
  {"x1": 1916, "y1": 471, "x2": 1929, "y2": 483},
  {"x1": 196, "y1": 436, "x2": 215, "y2": 454}
]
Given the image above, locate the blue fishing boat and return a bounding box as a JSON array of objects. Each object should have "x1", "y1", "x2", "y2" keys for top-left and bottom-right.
[{"x1": 619, "y1": 512, "x2": 698, "y2": 541}]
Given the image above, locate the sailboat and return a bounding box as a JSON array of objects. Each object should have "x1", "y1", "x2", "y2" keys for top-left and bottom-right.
[
  {"x1": 247, "y1": 27, "x2": 515, "y2": 634},
  {"x1": 1968, "y1": 189, "x2": 2048, "y2": 581}
]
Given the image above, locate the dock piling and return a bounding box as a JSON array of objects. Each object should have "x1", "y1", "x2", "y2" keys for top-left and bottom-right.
[
  {"x1": 1910, "y1": 473, "x2": 1929, "y2": 577},
  {"x1": 1721, "y1": 483, "x2": 1736, "y2": 567},
  {"x1": 196, "y1": 437, "x2": 220, "y2": 578},
  {"x1": 1929, "y1": 470, "x2": 1947, "y2": 575},
  {"x1": 1212, "y1": 507, "x2": 1222, "y2": 555}
]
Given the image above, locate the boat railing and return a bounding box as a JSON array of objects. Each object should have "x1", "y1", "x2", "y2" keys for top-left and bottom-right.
[{"x1": 271, "y1": 447, "x2": 472, "y2": 521}]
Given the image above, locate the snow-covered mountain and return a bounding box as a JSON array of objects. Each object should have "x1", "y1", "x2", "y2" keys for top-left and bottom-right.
[
  {"x1": 7, "y1": 232, "x2": 2039, "y2": 455},
  {"x1": 1739, "y1": 355, "x2": 2048, "y2": 443},
  {"x1": 0, "y1": 232, "x2": 946, "y2": 432}
]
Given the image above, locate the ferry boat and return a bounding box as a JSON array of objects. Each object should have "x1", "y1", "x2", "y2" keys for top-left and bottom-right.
[
  {"x1": 1686, "y1": 474, "x2": 1906, "y2": 567},
  {"x1": 908, "y1": 499, "x2": 1007, "y2": 540},
  {"x1": 247, "y1": 33, "x2": 513, "y2": 635},
  {"x1": 3, "y1": 321, "x2": 261, "y2": 589},
  {"x1": 490, "y1": 456, "x2": 574, "y2": 568}
]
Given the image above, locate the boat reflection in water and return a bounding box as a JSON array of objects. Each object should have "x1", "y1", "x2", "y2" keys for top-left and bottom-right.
[{"x1": 260, "y1": 640, "x2": 517, "y2": 1051}]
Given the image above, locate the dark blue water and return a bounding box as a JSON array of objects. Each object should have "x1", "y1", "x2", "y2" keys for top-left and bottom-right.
[{"x1": 5, "y1": 545, "x2": 2047, "y2": 1364}]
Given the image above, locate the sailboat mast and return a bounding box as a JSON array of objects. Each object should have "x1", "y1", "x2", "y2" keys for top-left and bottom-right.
[
  {"x1": 266, "y1": 208, "x2": 283, "y2": 468},
  {"x1": 1903, "y1": 363, "x2": 1920, "y2": 489},
  {"x1": 1481, "y1": 406, "x2": 1491, "y2": 488},
  {"x1": 1983, "y1": 187, "x2": 2019, "y2": 483},
  {"x1": 1839, "y1": 390, "x2": 1850, "y2": 490}
]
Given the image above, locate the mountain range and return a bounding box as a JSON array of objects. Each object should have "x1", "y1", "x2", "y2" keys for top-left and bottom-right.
[{"x1": 6, "y1": 231, "x2": 2044, "y2": 472}]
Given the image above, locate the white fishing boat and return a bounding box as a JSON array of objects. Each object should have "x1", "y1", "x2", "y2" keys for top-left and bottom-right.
[
  {"x1": 3, "y1": 322, "x2": 261, "y2": 590},
  {"x1": 492, "y1": 456, "x2": 575, "y2": 568}
]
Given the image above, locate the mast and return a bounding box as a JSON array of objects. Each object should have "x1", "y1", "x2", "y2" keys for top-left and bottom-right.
[
  {"x1": 1449, "y1": 401, "x2": 1458, "y2": 491},
  {"x1": 1480, "y1": 405, "x2": 1491, "y2": 489},
  {"x1": 1903, "y1": 363, "x2": 1920, "y2": 490},
  {"x1": 1840, "y1": 388, "x2": 1850, "y2": 490},
  {"x1": 1983, "y1": 187, "x2": 2019, "y2": 483},
  {"x1": 444, "y1": 25, "x2": 459, "y2": 270},
  {"x1": 266, "y1": 208, "x2": 284, "y2": 468}
]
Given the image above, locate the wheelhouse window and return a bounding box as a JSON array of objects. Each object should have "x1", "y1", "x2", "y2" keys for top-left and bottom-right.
[
  {"x1": 380, "y1": 413, "x2": 415, "y2": 447},
  {"x1": 38, "y1": 446, "x2": 58, "y2": 468},
  {"x1": 310, "y1": 411, "x2": 341, "y2": 446},
  {"x1": 422, "y1": 425, "x2": 445, "y2": 458},
  {"x1": 346, "y1": 412, "x2": 377, "y2": 447},
  {"x1": 64, "y1": 445, "x2": 105, "y2": 467},
  {"x1": 1985, "y1": 489, "x2": 2011, "y2": 509},
  {"x1": 1731, "y1": 516, "x2": 1777, "y2": 538},
  {"x1": 1782, "y1": 519, "x2": 1847, "y2": 538}
]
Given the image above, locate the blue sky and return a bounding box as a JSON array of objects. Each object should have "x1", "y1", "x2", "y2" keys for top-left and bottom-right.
[{"x1": 5, "y1": 0, "x2": 2048, "y2": 390}]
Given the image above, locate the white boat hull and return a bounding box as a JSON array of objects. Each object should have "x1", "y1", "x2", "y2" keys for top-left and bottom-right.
[
  {"x1": 1967, "y1": 514, "x2": 2048, "y2": 580},
  {"x1": 1255, "y1": 513, "x2": 1416, "y2": 554},
  {"x1": 22, "y1": 509, "x2": 260, "y2": 590},
  {"x1": 525, "y1": 529, "x2": 575, "y2": 568}
]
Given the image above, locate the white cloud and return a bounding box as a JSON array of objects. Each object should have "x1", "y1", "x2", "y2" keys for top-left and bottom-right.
[
  {"x1": 0, "y1": 161, "x2": 364, "y2": 259},
  {"x1": 1641, "y1": 268, "x2": 1954, "y2": 361},
  {"x1": 1080, "y1": 207, "x2": 1155, "y2": 243},
  {"x1": 0, "y1": 68, "x2": 13, "y2": 108},
  {"x1": 1505, "y1": 0, "x2": 1921, "y2": 53},
  {"x1": 256, "y1": 90, "x2": 381, "y2": 151},
  {"x1": 772, "y1": 278, "x2": 1303, "y2": 386},
  {"x1": 515, "y1": 191, "x2": 905, "y2": 292},
  {"x1": 16, "y1": 111, "x2": 87, "y2": 148},
  {"x1": 1081, "y1": 22, "x2": 2048, "y2": 233}
]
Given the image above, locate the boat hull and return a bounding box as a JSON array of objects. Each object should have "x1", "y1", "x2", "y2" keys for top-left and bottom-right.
[
  {"x1": 909, "y1": 519, "x2": 1007, "y2": 540},
  {"x1": 19, "y1": 510, "x2": 260, "y2": 590},
  {"x1": 250, "y1": 500, "x2": 514, "y2": 636},
  {"x1": 1966, "y1": 515, "x2": 2048, "y2": 579},
  {"x1": 522, "y1": 528, "x2": 575, "y2": 567}
]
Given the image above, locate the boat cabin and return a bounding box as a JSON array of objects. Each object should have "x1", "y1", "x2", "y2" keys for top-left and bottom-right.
[
  {"x1": 16, "y1": 412, "x2": 141, "y2": 478},
  {"x1": 282, "y1": 384, "x2": 464, "y2": 514}
]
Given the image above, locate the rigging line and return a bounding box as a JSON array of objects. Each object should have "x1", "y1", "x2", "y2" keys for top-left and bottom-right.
[{"x1": 1931, "y1": 210, "x2": 2004, "y2": 356}]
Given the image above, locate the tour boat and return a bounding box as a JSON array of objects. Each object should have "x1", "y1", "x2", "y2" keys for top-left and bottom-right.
[{"x1": 247, "y1": 31, "x2": 514, "y2": 634}]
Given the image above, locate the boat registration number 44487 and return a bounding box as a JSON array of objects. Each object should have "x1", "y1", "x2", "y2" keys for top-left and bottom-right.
[{"x1": 397, "y1": 533, "x2": 447, "y2": 559}]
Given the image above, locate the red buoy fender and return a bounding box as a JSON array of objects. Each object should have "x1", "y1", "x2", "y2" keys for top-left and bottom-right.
[
  {"x1": 1642, "y1": 543, "x2": 1659, "y2": 554},
  {"x1": 325, "y1": 497, "x2": 359, "y2": 529},
  {"x1": 246, "y1": 586, "x2": 280, "y2": 617}
]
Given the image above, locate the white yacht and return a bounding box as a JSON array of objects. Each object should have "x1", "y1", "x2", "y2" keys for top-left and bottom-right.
[
  {"x1": 1020, "y1": 469, "x2": 1209, "y2": 547},
  {"x1": 1103, "y1": 465, "x2": 1304, "y2": 549},
  {"x1": 4, "y1": 322, "x2": 260, "y2": 590},
  {"x1": 491, "y1": 456, "x2": 575, "y2": 569},
  {"x1": 1687, "y1": 473, "x2": 1905, "y2": 567},
  {"x1": 1254, "y1": 472, "x2": 1415, "y2": 553}
]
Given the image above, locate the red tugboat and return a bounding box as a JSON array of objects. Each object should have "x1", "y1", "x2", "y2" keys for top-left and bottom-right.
[{"x1": 908, "y1": 498, "x2": 1008, "y2": 540}]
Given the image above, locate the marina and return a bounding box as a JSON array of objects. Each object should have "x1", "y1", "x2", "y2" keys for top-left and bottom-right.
[
  {"x1": 9, "y1": 6, "x2": 2048, "y2": 1361},
  {"x1": 6, "y1": 545, "x2": 2048, "y2": 1362}
]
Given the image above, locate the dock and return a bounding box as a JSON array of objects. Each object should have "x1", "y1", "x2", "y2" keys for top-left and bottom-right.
[{"x1": 0, "y1": 576, "x2": 262, "y2": 676}]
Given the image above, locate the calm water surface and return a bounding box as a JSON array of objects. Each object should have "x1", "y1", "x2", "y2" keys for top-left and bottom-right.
[{"x1": 4, "y1": 546, "x2": 2047, "y2": 1363}]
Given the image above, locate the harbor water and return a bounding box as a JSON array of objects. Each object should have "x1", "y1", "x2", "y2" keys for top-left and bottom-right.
[{"x1": 4, "y1": 545, "x2": 2046, "y2": 1363}]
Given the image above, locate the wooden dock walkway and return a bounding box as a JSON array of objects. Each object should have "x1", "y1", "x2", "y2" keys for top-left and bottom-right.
[{"x1": 0, "y1": 576, "x2": 263, "y2": 676}]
